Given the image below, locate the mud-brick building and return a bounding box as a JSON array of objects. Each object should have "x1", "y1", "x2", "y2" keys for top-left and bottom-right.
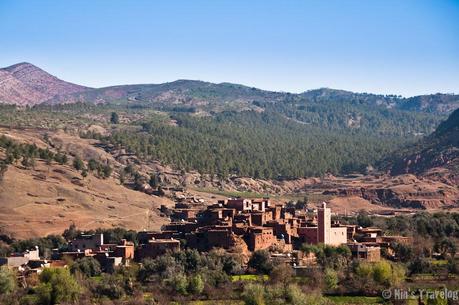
[
  {"x1": 297, "y1": 202, "x2": 347, "y2": 246},
  {"x1": 247, "y1": 227, "x2": 277, "y2": 251},
  {"x1": 347, "y1": 243, "x2": 381, "y2": 262},
  {"x1": 69, "y1": 233, "x2": 104, "y2": 252},
  {"x1": 136, "y1": 238, "x2": 180, "y2": 260},
  {"x1": 113, "y1": 239, "x2": 135, "y2": 261},
  {"x1": 0, "y1": 246, "x2": 40, "y2": 268},
  {"x1": 226, "y1": 198, "x2": 254, "y2": 212},
  {"x1": 317, "y1": 203, "x2": 347, "y2": 245}
]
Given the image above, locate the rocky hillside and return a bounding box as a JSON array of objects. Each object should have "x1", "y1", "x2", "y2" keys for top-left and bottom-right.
[
  {"x1": 389, "y1": 108, "x2": 459, "y2": 184},
  {"x1": 0, "y1": 62, "x2": 90, "y2": 106}
]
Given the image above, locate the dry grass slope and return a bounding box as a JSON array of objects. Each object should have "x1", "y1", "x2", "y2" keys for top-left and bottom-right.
[{"x1": 0, "y1": 128, "x2": 172, "y2": 239}]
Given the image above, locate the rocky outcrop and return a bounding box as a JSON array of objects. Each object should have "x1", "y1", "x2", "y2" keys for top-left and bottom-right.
[{"x1": 323, "y1": 186, "x2": 456, "y2": 210}]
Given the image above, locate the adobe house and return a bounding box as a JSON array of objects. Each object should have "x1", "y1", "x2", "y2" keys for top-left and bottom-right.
[
  {"x1": 247, "y1": 226, "x2": 277, "y2": 251},
  {"x1": 138, "y1": 230, "x2": 182, "y2": 243},
  {"x1": 114, "y1": 239, "x2": 135, "y2": 261},
  {"x1": 227, "y1": 198, "x2": 252, "y2": 212},
  {"x1": 69, "y1": 233, "x2": 104, "y2": 251},
  {"x1": 136, "y1": 238, "x2": 180, "y2": 260},
  {"x1": 205, "y1": 227, "x2": 234, "y2": 249},
  {"x1": 356, "y1": 227, "x2": 383, "y2": 242},
  {"x1": 269, "y1": 220, "x2": 299, "y2": 244},
  {"x1": 250, "y1": 212, "x2": 266, "y2": 227},
  {"x1": 0, "y1": 246, "x2": 40, "y2": 268},
  {"x1": 59, "y1": 249, "x2": 93, "y2": 261},
  {"x1": 164, "y1": 222, "x2": 198, "y2": 234},
  {"x1": 94, "y1": 252, "x2": 123, "y2": 273},
  {"x1": 172, "y1": 208, "x2": 199, "y2": 221},
  {"x1": 348, "y1": 243, "x2": 381, "y2": 262}
]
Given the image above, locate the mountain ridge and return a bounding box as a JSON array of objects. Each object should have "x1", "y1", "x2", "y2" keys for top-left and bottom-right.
[{"x1": 0, "y1": 62, "x2": 458, "y2": 115}]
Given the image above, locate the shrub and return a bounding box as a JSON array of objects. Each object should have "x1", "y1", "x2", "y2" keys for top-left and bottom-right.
[
  {"x1": 188, "y1": 274, "x2": 204, "y2": 295},
  {"x1": 0, "y1": 266, "x2": 16, "y2": 295},
  {"x1": 36, "y1": 268, "x2": 80, "y2": 305},
  {"x1": 248, "y1": 250, "x2": 273, "y2": 275},
  {"x1": 324, "y1": 268, "x2": 338, "y2": 291},
  {"x1": 242, "y1": 283, "x2": 265, "y2": 305},
  {"x1": 71, "y1": 257, "x2": 101, "y2": 277}
]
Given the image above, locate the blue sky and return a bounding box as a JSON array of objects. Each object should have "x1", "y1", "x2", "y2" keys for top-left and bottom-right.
[{"x1": 0, "y1": 0, "x2": 458, "y2": 96}]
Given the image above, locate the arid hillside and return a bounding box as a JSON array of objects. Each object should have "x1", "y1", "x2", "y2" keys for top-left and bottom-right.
[
  {"x1": 0, "y1": 62, "x2": 89, "y2": 106},
  {"x1": 0, "y1": 128, "x2": 172, "y2": 239}
]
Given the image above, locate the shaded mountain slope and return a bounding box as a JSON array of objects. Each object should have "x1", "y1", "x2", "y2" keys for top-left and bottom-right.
[{"x1": 389, "y1": 108, "x2": 459, "y2": 183}]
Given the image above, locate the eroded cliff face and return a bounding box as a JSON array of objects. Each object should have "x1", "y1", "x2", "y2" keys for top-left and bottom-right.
[{"x1": 324, "y1": 186, "x2": 457, "y2": 210}]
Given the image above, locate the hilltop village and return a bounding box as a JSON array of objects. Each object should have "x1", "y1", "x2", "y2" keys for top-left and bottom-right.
[{"x1": 1, "y1": 198, "x2": 411, "y2": 274}]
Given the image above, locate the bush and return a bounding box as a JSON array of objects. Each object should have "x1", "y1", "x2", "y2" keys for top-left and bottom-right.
[
  {"x1": 248, "y1": 250, "x2": 273, "y2": 275},
  {"x1": 242, "y1": 283, "x2": 265, "y2": 305},
  {"x1": 36, "y1": 268, "x2": 80, "y2": 305},
  {"x1": 356, "y1": 260, "x2": 405, "y2": 288},
  {"x1": 72, "y1": 157, "x2": 85, "y2": 171},
  {"x1": 96, "y1": 274, "x2": 126, "y2": 299},
  {"x1": 324, "y1": 268, "x2": 338, "y2": 291},
  {"x1": 188, "y1": 274, "x2": 204, "y2": 295},
  {"x1": 171, "y1": 273, "x2": 188, "y2": 295},
  {"x1": 0, "y1": 266, "x2": 16, "y2": 295},
  {"x1": 71, "y1": 257, "x2": 101, "y2": 277}
]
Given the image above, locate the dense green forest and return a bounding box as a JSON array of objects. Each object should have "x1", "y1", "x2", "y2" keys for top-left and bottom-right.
[
  {"x1": 258, "y1": 98, "x2": 441, "y2": 135},
  {"x1": 100, "y1": 110, "x2": 410, "y2": 179}
]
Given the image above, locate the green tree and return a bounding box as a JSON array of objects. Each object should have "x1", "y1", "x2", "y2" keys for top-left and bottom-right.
[
  {"x1": 149, "y1": 173, "x2": 159, "y2": 188},
  {"x1": 54, "y1": 152, "x2": 68, "y2": 165},
  {"x1": 187, "y1": 274, "x2": 204, "y2": 295},
  {"x1": 248, "y1": 250, "x2": 273, "y2": 275},
  {"x1": 110, "y1": 112, "x2": 120, "y2": 124},
  {"x1": 72, "y1": 157, "x2": 85, "y2": 171},
  {"x1": 324, "y1": 268, "x2": 338, "y2": 290},
  {"x1": 63, "y1": 223, "x2": 80, "y2": 241},
  {"x1": 0, "y1": 266, "x2": 16, "y2": 295},
  {"x1": 70, "y1": 257, "x2": 101, "y2": 277},
  {"x1": 102, "y1": 164, "x2": 113, "y2": 178},
  {"x1": 269, "y1": 264, "x2": 293, "y2": 287},
  {"x1": 357, "y1": 210, "x2": 373, "y2": 227},
  {"x1": 96, "y1": 274, "x2": 126, "y2": 299},
  {"x1": 81, "y1": 168, "x2": 88, "y2": 178},
  {"x1": 171, "y1": 273, "x2": 188, "y2": 295},
  {"x1": 36, "y1": 268, "x2": 80, "y2": 305},
  {"x1": 88, "y1": 159, "x2": 99, "y2": 171}
]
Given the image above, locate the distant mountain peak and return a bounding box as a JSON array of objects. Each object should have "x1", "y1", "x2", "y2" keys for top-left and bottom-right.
[{"x1": 0, "y1": 62, "x2": 90, "y2": 106}]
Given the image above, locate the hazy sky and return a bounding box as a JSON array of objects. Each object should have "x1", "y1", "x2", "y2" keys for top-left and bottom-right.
[{"x1": 1, "y1": 0, "x2": 458, "y2": 96}]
